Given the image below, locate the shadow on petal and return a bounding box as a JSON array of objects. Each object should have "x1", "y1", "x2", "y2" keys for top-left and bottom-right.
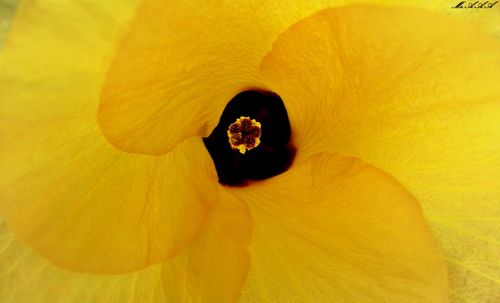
[{"x1": 235, "y1": 153, "x2": 448, "y2": 303}]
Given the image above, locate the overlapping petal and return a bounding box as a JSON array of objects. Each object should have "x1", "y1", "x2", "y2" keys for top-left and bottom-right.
[
  {"x1": 2, "y1": 0, "x2": 499, "y2": 302},
  {"x1": 0, "y1": 192, "x2": 252, "y2": 303},
  {"x1": 97, "y1": 0, "x2": 499, "y2": 156},
  {"x1": 0, "y1": 0, "x2": 217, "y2": 274},
  {"x1": 161, "y1": 190, "x2": 252, "y2": 303},
  {"x1": 232, "y1": 153, "x2": 448, "y2": 302},
  {"x1": 0, "y1": 216, "x2": 167, "y2": 303},
  {"x1": 259, "y1": 5, "x2": 500, "y2": 300},
  {"x1": 98, "y1": 0, "x2": 335, "y2": 155}
]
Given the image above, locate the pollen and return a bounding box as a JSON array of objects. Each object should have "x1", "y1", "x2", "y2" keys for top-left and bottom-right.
[{"x1": 227, "y1": 116, "x2": 262, "y2": 154}]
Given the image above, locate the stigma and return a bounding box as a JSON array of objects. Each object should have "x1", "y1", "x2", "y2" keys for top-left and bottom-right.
[
  {"x1": 227, "y1": 116, "x2": 262, "y2": 154},
  {"x1": 203, "y1": 89, "x2": 295, "y2": 186}
]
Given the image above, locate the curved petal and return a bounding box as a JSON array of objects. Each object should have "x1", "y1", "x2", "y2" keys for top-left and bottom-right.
[
  {"x1": 98, "y1": 0, "x2": 334, "y2": 155},
  {"x1": 0, "y1": 0, "x2": 217, "y2": 273},
  {"x1": 259, "y1": 5, "x2": 500, "y2": 300},
  {"x1": 0, "y1": 195, "x2": 250, "y2": 303},
  {"x1": 233, "y1": 153, "x2": 448, "y2": 302},
  {"x1": 0, "y1": 215, "x2": 168, "y2": 303},
  {"x1": 98, "y1": 0, "x2": 499, "y2": 156},
  {"x1": 161, "y1": 189, "x2": 252, "y2": 303}
]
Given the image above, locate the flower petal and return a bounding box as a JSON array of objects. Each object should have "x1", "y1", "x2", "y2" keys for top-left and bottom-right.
[
  {"x1": 233, "y1": 153, "x2": 448, "y2": 302},
  {"x1": 0, "y1": 194, "x2": 250, "y2": 303},
  {"x1": 259, "y1": 5, "x2": 500, "y2": 300},
  {"x1": 0, "y1": 0, "x2": 216, "y2": 273},
  {"x1": 96, "y1": 0, "x2": 361, "y2": 155},
  {"x1": 97, "y1": 0, "x2": 498, "y2": 156},
  {"x1": 161, "y1": 190, "x2": 252, "y2": 303},
  {"x1": 0, "y1": 215, "x2": 168, "y2": 303}
]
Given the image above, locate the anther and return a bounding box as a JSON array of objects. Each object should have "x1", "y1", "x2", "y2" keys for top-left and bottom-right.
[
  {"x1": 227, "y1": 116, "x2": 262, "y2": 154},
  {"x1": 203, "y1": 89, "x2": 295, "y2": 186}
]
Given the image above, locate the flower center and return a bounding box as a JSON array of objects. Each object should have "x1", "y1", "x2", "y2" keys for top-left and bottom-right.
[
  {"x1": 203, "y1": 90, "x2": 295, "y2": 186},
  {"x1": 227, "y1": 116, "x2": 262, "y2": 154}
]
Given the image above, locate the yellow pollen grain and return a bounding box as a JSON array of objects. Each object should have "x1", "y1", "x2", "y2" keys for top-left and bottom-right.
[{"x1": 227, "y1": 116, "x2": 262, "y2": 154}]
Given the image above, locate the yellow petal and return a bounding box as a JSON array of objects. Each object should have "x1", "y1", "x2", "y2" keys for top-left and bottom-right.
[
  {"x1": 0, "y1": 215, "x2": 167, "y2": 303},
  {"x1": 161, "y1": 190, "x2": 252, "y2": 303},
  {"x1": 0, "y1": 191, "x2": 250, "y2": 303},
  {"x1": 98, "y1": 0, "x2": 498, "y2": 156},
  {"x1": 96, "y1": 0, "x2": 365, "y2": 155},
  {"x1": 98, "y1": 0, "x2": 330, "y2": 155},
  {"x1": 232, "y1": 153, "x2": 448, "y2": 302},
  {"x1": 0, "y1": 130, "x2": 216, "y2": 273},
  {"x1": 0, "y1": 191, "x2": 251, "y2": 303},
  {"x1": 259, "y1": 5, "x2": 500, "y2": 300},
  {"x1": 0, "y1": 0, "x2": 217, "y2": 273}
]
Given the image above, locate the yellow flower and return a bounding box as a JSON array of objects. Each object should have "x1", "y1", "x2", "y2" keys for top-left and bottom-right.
[{"x1": 1, "y1": 1, "x2": 499, "y2": 303}]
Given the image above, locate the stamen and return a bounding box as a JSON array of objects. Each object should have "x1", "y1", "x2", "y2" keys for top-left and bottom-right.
[
  {"x1": 227, "y1": 116, "x2": 262, "y2": 154},
  {"x1": 203, "y1": 89, "x2": 295, "y2": 186}
]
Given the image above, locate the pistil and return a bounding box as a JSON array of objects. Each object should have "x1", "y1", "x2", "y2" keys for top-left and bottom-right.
[{"x1": 227, "y1": 116, "x2": 262, "y2": 154}]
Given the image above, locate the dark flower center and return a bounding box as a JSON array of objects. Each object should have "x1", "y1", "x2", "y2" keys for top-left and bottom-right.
[{"x1": 203, "y1": 90, "x2": 295, "y2": 186}]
